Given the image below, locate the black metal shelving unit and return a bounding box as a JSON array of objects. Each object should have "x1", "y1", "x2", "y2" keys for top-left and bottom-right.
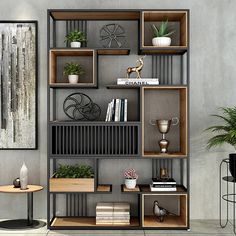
[{"x1": 47, "y1": 9, "x2": 190, "y2": 230}]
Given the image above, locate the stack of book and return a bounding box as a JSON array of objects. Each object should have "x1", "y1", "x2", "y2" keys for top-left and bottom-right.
[
  {"x1": 105, "y1": 98, "x2": 127, "y2": 122},
  {"x1": 150, "y1": 178, "x2": 177, "y2": 192},
  {"x1": 96, "y1": 203, "x2": 130, "y2": 225},
  {"x1": 117, "y1": 78, "x2": 159, "y2": 86}
]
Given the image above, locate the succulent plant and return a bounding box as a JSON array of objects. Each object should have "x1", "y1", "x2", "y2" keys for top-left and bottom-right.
[
  {"x1": 64, "y1": 62, "x2": 85, "y2": 76},
  {"x1": 152, "y1": 20, "x2": 175, "y2": 38},
  {"x1": 65, "y1": 30, "x2": 87, "y2": 43},
  {"x1": 124, "y1": 168, "x2": 138, "y2": 179}
]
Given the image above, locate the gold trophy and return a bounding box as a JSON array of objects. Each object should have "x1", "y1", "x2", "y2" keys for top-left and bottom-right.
[{"x1": 150, "y1": 117, "x2": 179, "y2": 153}]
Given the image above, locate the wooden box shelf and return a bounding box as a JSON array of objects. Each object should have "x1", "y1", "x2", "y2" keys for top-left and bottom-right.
[
  {"x1": 140, "y1": 10, "x2": 188, "y2": 53},
  {"x1": 49, "y1": 49, "x2": 97, "y2": 88},
  {"x1": 142, "y1": 86, "x2": 188, "y2": 158},
  {"x1": 142, "y1": 194, "x2": 187, "y2": 228}
]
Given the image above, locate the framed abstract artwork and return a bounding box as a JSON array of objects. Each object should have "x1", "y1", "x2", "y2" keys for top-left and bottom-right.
[{"x1": 0, "y1": 21, "x2": 37, "y2": 149}]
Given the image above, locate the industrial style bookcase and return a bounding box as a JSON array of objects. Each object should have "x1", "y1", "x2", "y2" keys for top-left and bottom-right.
[{"x1": 47, "y1": 9, "x2": 190, "y2": 230}]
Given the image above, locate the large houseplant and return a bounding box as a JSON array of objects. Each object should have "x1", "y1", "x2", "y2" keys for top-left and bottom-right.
[
  {"x1": 64, "y1": 62, "x2": 85, "y2": 84},
  {"x1": 206, "y1": 107, "x2": 236, "y2": 178},
  {"x1": 50, "y1": 164, "x2": 95, "y2": 192},
  {"x1": 152, "y1": 20, "x2": 175, "y2": 47},
  {"x1": 65, "y1": 30, "x2": 86, "y2": 48}
]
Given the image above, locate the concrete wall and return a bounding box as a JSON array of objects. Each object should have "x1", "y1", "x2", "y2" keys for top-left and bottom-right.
[{"x1": 0, "y1": 0, "x2": 235, "y2": 220}]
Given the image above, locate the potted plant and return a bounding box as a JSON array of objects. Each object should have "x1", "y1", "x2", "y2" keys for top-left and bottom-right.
[
  {"x1": 124, "y1": 168, "x2": 138, "y2": 189},
  {"x1": 206, "y1": 107, "x2": 236, "y2": 178},
  {"x1": 50, "y1": 164, "x2": 95, "y2": 192},
  {"x1": 64, "y1": 62, "x2": 85, "y2": 84},
  {"x1": 65, "y1": 30, "x2": 86, "y2": 48},
  {"x1": 152, "y1": 20, "x2": 175, "y2": 47}
]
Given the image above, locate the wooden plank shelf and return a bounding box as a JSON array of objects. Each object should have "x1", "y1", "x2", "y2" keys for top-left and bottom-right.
[
  {"x1": 143, "y1": 152, "x2": 187, "y2": 158},
  {"x1": 96, "y1": 184, "x2": 112, "y2": 193},
  {"x1": 139, "y1": 47, "x2": 187, "y2": 55},
  {"x1": 51, "y1": 217, "x2": 139, "y2": 228},
  {"x1": 121, "y1": 184, "x2": 187, "y2": 194},
  {"x1": 106, "y1": 85, "x2": 142, "y2": 89}
]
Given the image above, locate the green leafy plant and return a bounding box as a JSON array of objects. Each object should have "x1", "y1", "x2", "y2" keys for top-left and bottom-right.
[
  {"x1": 65, "y1": 30, "x2": 86, "y2": 43},
  {"x1": 206, "y1": 107, "x2": 236, "y2": 150},
  {"x1": 64, "y1": 62, "x2": 85, "y2": 76},
  {"x1": 54, "y1": 164, "x2": 94, "y2": 178},
  {"x1": 152, "y1": 20, "x2": 175, "y2": 38}
]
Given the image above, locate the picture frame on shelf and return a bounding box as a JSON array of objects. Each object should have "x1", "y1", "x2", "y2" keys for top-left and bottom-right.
[{"x1": 0, "y1": 21, "x2": 38, "y2": 149}]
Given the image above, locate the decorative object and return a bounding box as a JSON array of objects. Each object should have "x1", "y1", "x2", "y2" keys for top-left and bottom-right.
[
  {"x1": 0, "y1": 21, "x2": 37, "y2": 149},
  {"x1": 150, "y1": 117, "x2": 179, "y2": 153},
  {"x1": 160, "y1": 168, "x2": 169, "y2": 179},
  {"x1": 153, "y1": 200, "x2": 168, "y2": 222},
  {"x1": 50, "y1": 164, "x2": 95, "y2": 192},
  {"x1": 152, "y1": 20, "x2": 175, "y2": 46},
  {"x1": 65, "y1": 30, "x2": 86, "y2": 48},
  {"x1": 13, "y1": 178, "x2": 21, "y2": 188},
  {"x1": 126, "y1": 56, "x2": 146, "y2": 78},
  {"x1": 63, "y1": 62, "x2": 85, "y2": 84},
  {"x1": 20, "y1": 163, "x2": 28, "y2": 190},
  {"x1": 124, "y1": 168, "x2": 138, "y2": 189},
  {"x1": 100, "y1": 24, "x2": 126, "y2": 48},
  {"x1": 63, "y1": 92, "x2": 101, "y2": 121},
  {"x1": 206, "y1": 107, "x2": 236, "y2": 179}
]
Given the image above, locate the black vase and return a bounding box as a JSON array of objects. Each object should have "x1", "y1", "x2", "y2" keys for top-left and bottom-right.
[{"x1": 229, "y1": 153, "x2": 236, "y2": 179}]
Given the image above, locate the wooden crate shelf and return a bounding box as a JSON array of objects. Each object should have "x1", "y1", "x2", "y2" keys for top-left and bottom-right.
[
  {"x1": 49, "y1": 49, "x2": 97, "y2": 87},
  {"x1": 140, "y1": 10, "x2": 188, "y2": 53},
  {"x1": 51, "y1": 217, "x2": 139, "y2": 228},
  {"x1": 142, "y1": 194, "x2": 187, "y2": 228},
  {"x1": 142, "y1": 86, "x2": 188, "y2": 157}
]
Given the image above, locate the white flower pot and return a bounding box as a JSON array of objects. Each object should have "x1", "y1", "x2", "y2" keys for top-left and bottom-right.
[
  {"x1": 70, "y1": 42, "x2": 81, "y2": 48},
  {"x1": 152, "y1": 37, "x2": 171, "y2": 47},
  {"x1": 125, "y1": 179, "x2": 137, "y2": 189},
  {"x1": 68, "y1": 75, "x2": 79, "y2": 84}
]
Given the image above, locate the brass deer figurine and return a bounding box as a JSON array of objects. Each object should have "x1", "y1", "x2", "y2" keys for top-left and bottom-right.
[{"x1": 126, "y1": 56, "x2": 146, "y2": 79}]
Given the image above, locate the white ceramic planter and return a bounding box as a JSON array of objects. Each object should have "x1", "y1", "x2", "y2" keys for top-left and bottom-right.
[
  {"x1": 68, "y1": 75, "x2": 79, "y2": 84},
  {"x1": 152, "y1": 37, "x2": 171, "y2": 47},
  {"x1": 125, "y1": 179, "x2": 137, "y2": 189},
  {"x1": 70, "y1": 42, "x2": 81, "y2": 48}
]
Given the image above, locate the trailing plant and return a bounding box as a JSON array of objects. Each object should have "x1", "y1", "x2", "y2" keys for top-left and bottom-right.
[
  {"x1": 152, "y1": 20, "x2": 175, "y2": 38},
  {"x1": 65, "y1": 30, "x2": 86, "y2": 43},
  {"x1": 124, "y1": 168, "x2": 138, "y2": 179},
  {"x1": 54, "y1": 164, "x2": 94, "y2": 178},
  {"x1": 64, "y1": 62, "x2": 85, "y2": 76},
  {"x1": 206, "y1": 107, "x2": 236, "y2": 150}
]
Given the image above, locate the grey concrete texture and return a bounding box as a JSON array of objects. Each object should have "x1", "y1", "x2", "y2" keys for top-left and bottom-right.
[{"x1": 0, "y1": 0, "x2": 235, "y2": 221}]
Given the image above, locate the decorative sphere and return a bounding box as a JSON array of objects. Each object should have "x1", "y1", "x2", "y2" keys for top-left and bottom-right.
[{"x1": 13, "y1": 178, "x2": 21, "y2": 188}]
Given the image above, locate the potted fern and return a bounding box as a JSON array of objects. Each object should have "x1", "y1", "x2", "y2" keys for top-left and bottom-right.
[
  {"x1": 206, "y1": 107, "x2": 236, "y2": 178},
  {"x1": 50, "y1": 164, "x2": 95, "y2": 192},
  {"x1": 64, "y1": 62, "x2": 85, "y2": 84},
  {"x1": 65, "y1": 30, "x2": 86, "y2": 48},
  {"x1": 152, "y1": 20, "x2": 175, "y2": 47}
]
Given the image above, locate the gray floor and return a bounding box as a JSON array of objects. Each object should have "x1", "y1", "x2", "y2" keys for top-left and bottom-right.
[{"x1": 0, "y1": 220, "x2": 235, "y2": 236}]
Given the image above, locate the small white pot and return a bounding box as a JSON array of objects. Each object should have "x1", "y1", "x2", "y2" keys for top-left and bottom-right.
[
  {"x1": 125, "y1": 179, "x2": 137, "y2": 189},
  {"x1": 152, "y1": 37, "x2": 171, "y2": 47},
  {"x1": 70, "y1": 42, "x2": 81, "y2": 48},
  {"x1": 68, "y1": 75, "x2": 79, "y2": 84}
]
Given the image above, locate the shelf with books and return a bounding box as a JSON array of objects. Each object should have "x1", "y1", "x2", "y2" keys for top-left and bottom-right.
[
  {"x1": 50, "y1": 217, "x2": 140, "y2": 229},
  {"x1": 142, "y1": 86, "x2": 188, "y2": 158},
  {"x1": 142, "y1": 193, "x2": 187, "y2": 228}
]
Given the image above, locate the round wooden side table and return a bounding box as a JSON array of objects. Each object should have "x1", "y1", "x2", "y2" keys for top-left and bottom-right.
[{"x1": 0, "y1": 185, "x2": 46, "y2": 229}]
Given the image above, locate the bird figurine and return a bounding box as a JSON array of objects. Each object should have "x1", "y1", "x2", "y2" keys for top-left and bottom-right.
[{"x1": 153, "y1": 200, "x2": 168, "y2": 222}]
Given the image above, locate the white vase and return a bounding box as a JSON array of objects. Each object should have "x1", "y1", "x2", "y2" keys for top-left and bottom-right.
[
  {"x1": 68, "y1": 75, "x2": 79, "y2": 84},
  {"x1": 152, "y1": 37, "x2": 171, "y2": 47},
  {"x1": 70, "y1": 42, "x2": 81, "y2": 48},
  {"x1": 20, "y1": 162, "x2": 28, "y2": 190},
  {"x1": 125, "y1": 179, "x2": 137, "y2": 189}
]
